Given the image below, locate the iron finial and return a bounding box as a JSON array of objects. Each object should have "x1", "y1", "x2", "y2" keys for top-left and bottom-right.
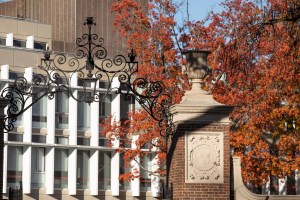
[{"x1": 84, "y1": 17, "x2": 96, "y2": 26}]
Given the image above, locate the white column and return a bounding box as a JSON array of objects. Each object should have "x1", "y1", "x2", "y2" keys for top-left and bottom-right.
[
  {"x1": 279, "y1": 177, "x2": 287, "y2": 195},
  {"x1": 89, "y1": 150, "x2": 98, "y2": 195},
  {"x1": 46, "y1": 85, "x2": 56, "y2": 144},
  {"x1": 131, "y1": 135, "x2": 140, "y2": 196},
  {"x1": 90, "y1": 80, "x2": 99, "y2": 146},
  {"x1": 111, "y1": 77, "x2": 120, "y2": 123},
  {"x1": 45, "y1": 84, "x2": 56, "y2": 194},
  {"x1": 69, "y1": 73, "x2": 78, "y2": 145},
  {"x1": 23, "y1": 67, "x2": 33, "y2": 143},
  {"x1": 68, "y1": 73, "x2": 78, "y2": 195},
  {"x1": 3, "y1": 139, "x2": 7, "y2": 194},
  {"x1": 151, "y1": 143, "x2": 160, "y2": 197},
  {"x1": 22, "y1": 146, "x2": 31, "y2": 194},
  {"x1": 22, "y1": 67, "x2": 33, "y2": 194},
  {"x1": 111, "y1": 77, "x2": 120, "y2": 196},
  {"x1": 296, "y1": 169, "x2": 300, "y2": 195},
  {"x1": 0, "y1": 64, "x2": 9, "y2": 84},
  {"x1": 6, "y1": 33, "x2": 13, "y2": 46},
  {"x1": 68, "y1": 149, "x2": 77, "y2": 195},
  {"x1": 1, "y1": 64, "x2": 9, "y2": 193},
  {"x1": 262, "y1": 178, "x2": 270, "y2": 195},
  {"x1": 45, "y1": 148, "x2": 54, "y2": 194},
  {"x1": 26, "y1": 36, "x2": 34, "y2": 49},
  {"x1": 89, "y1": 80, "x2": 99, "y2": 195},
  {"x1": 1, "y1": 65, "x2": 9, "y2": 143}
]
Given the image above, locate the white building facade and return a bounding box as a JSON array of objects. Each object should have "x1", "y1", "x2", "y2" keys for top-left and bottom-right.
[{"x1": 0, "y1": 16, "x2": 160, "y2": 200}]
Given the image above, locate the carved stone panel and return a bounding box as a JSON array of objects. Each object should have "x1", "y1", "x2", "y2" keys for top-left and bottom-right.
[{"x1": 185, "y1": 131, "x2": 224, "y2": 183}]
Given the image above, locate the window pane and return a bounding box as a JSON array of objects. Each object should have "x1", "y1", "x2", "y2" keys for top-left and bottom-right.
[
  {"x1": 55, "y1": 136, "x2": 69, "y2": 145},
  {"x1": 98, "y1": 151, "x2": 111, "y2": 190},
  {"x1": 54, "y1": 149, "x2": 68, "y2": 189},
  {"x1": 7, "y1": 146, "x2": 22, "y2": 187},
  {"x1": 99, "y1": 81, "x2": 110, "y2": 89},
  {"x1": 0, "y1": 37, "x2": 5, "y2": 45},
  {"x1": 13, "y1": 39, "x2": 26, "y2": 48},
  {"x1": 32, "y1": 88, "x2": 47, "y2": 128},
  {"x1": 32, "y1": 135, "x2": 46, "y2": 143},
  {"x1": 31, "y1": 147, "x2": 45, "y2": 188},
  {"x1": 8, "y1": 133, "x2": 23, "y2": 142},
  {"x1": 55, "y1": 92, "x2": 69, "y2": 129},
  {"x1": 77, "y1": 137, "x2": 90, "y2": 146},
  {"x1": 141, "y1": 154, "x2": 153, "y2": 191},
  {"x1": 99, "y1": 94, "x2": 111, "y2": 118},
  {"x1": 270, "y1": 176, "x2": 279, "y2": 195},
  {"x1": 120, "y1": 96, "x2": 131, "y2": 120},
  {"x1": 77, "y1": 92, "x2": 90, "y2": 130},
  {"x1": 99, "y1": 138, "x2": 109, "y2": 147},
  {"x1": 77, "y1": 150, "x2": 89, "y2": 189},
  {"x1": 34, "y1": 42, "x2": 46, "y2": 50},
  {"x1": 38, "y1": 148, "x2": 45, "y2": 172},
  {"x1": 119, "y1": 154, "x2": 130, "y2": 190}
]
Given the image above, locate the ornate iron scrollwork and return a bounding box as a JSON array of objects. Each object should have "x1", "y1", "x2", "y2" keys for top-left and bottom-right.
[{"x1": 1, "y1": 17, "x2": 174, "y2": 136}]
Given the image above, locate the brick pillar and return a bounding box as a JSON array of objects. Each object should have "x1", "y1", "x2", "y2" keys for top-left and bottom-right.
[
  {"x1": 170, "y1": 50, "x2": 232, "y2": 200},
  {"x1": 0, "y1": 98, "x2": 9, "y2": 199}
]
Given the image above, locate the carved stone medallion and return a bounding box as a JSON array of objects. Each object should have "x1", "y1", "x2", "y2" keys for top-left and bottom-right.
[{"x1": 185, "y1": 131, "x2": 224, "y2": 183}]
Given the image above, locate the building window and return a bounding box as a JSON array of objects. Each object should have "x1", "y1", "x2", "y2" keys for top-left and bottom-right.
[
  {"x1": 31, "y1": 147, "x2": 45, "y2": 188},
  {"x1": 77, "y1": 92, "x2": 90, "y2": 130},
  {"x1": 270, "y1": 176, "x2": 279, "y2": 195},
  {"x1": 98, "y1": 151, "x2": 111, "y2": 190},
  {"x1": 32, "y1": 88, "x2": 47, "y2": 128},
  {"x1": 99, "y1": 138, "x2": 109, "y2": 147},
  {"x1": 287, "y1": 172, "x2": 296, "y2": 195},
  {"x1": 55, "y1": 92, "x2": 69, "y2": 129},
  {"x1": 7, "y1": 133, "x2": 23, "y2": 142},
  {"x1": 9, "y1": 71, "x2": 23, "y2": 80},
  {"x1": 0, "y1": 37, "x2": 5, "y2": 45},
  {"x1": 34, "y1": 42, "x2": 46, "y2": 50},
  {"x1": 140, "y1": 154, "x2": 153, "y2": 191},
  {"x1": 7, "y1": 146, "x2": 22, "y2": 187},
  {"x1": 99, "y1": 81, "x2": 110, "y2": 89},
  {"x1": 77, "y1": 137, "x2": 90, "y2": 146},
  {"x1": 13, "y1": 39, "x2": 26, "y2": 48},
  {"x1": 120, "y1": 96, "x2": 131, "y2": 120},
  {"x1": 54, "y1": 148, "x2": 68, "y2": 189},
  {"x1": 55, "y1": 136, "x2": 69, "y2": 145},
  {"x1": 77, "y1": 150, "x2": 89, "y2": 189},
  {"x1": 32, "y1": 135, "x2": 46, "y2": 143}
]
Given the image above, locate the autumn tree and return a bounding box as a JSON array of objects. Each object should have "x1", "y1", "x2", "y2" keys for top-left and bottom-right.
[
  {"x1": 186, "y1": 0, "x2": 300, "y2": 190},
  {"x1": 102, "y1": 0, "x2": 299, "y2": 192},
  {"x1": 101, "y1": 0, "x2": 189, "y2": 182}
]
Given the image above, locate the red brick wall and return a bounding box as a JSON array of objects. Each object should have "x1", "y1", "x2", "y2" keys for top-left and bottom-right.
[{"x1": 169, "y1": 123, "x2": 231, "y2": 200}]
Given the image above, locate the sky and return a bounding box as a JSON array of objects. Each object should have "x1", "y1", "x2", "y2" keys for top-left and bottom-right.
[
  {"x1": 189, "y1": 0, "x2": 223, "y2": 20},
  {"x1": 175, "y1": 0, "x2": 224, "y2": 23}
]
